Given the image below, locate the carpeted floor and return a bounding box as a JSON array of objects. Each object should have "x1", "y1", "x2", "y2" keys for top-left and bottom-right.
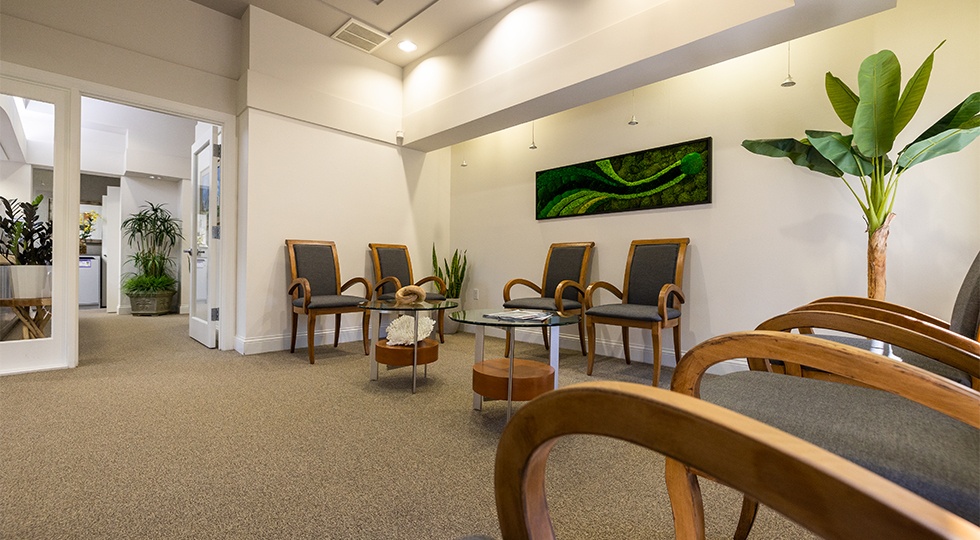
[{"x1": 0, "y1": 311, "x2": 811, "y2": 539}]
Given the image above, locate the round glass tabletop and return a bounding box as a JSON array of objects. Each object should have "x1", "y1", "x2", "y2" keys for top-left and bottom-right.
[
  {"x1": 450, "y1": 308, "x2": 578, "y2": 328},
  {"x1": 359, "y1": 299, "x2": 459, "y2": 312}
]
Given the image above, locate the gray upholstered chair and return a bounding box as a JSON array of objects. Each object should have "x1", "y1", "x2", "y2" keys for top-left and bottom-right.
[
  {"x1": 369, "y1": 243, "x2": 447, "y2": 342},
  {"x1": 286, "y1": 240, "x2": 371, "y2": 363},
  {"x1": 585, "y1": 238, "x2": 689, "y2": 385},
  {"x1": 803, "y1": 250, "x2": 980, "y2": 388},
  {"x1": 502, "y1": 241, "x2": 594, "y2": 357},
  {"x1": 496, "y1": 378, "x2": 977, "y2": 540},
  {"x1": 670, "y1": 330, "x2": 980, "y2": 539}
]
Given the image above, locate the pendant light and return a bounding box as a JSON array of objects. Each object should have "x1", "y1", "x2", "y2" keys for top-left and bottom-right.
[
  {"x1": 529, "y1": 122, "x2": 538, "y2": 150},
  {"x1": 781, "y1": 41, "x2": 797, "y2": 87},
  {"x1": 628, "y1": 90, "x2": 639, "y2": 125}
]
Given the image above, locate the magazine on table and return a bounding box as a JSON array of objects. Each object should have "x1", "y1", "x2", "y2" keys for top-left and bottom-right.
[{"x1": 483, "y1": 309, "x2": 553, "y2": 321}]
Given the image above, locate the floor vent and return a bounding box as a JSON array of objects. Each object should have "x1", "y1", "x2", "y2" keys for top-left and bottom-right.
[{"x1": 331, "y1": 18, "x2": 390, "y2": 53}]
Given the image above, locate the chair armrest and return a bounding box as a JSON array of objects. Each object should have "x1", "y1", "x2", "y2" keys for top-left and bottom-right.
[
  {"x1": 554, "y1": 279, "x2": 585, "y2": 316},
  {"x1": 658, "y1": 283, "x2": 685, "y2": 320},
  {"x1": 671, "y1": 330, "x2": 980, "y2": 428},
  {"x1": 373, "y1": 276, "x2": 402, "y2": 299},
  {"x1": 340, "y1": 276, "x2": 371, "y2": 297},
  {"x1": 757, "y1": 309, "x2": 980, "y2": 382},
  {"x1": 796, "y1": 302, "x2": 979, "y2": 355},
  {"x1": 503, "y1": 278, "x2": 542, "y2": 301},
  {"x1": 288, "y1": 277, "x2": 311, "y2": 310},
  {"x1": 415, "y1": 275, "x2": 447, "y2": 296},
  {"x1": 585, "y1": 281, "x2": 622, "y2": 309},
  {"x1": 810, "y1": 295, "x2": 951, "y2": 331}
]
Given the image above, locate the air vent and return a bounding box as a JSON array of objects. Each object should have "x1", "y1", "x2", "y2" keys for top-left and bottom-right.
[{"x1": 331, "y1": 18, "x2": 390, "y2": 53}]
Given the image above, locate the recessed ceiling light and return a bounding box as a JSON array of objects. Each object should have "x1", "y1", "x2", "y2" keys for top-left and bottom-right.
[{"x1": 398, "y1": 40, "x2": 418, "y2": 52}]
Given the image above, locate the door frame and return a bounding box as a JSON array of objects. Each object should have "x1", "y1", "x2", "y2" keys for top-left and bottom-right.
[{"x1": 1, "y1": 63, "x2": 239, "y2": 357}]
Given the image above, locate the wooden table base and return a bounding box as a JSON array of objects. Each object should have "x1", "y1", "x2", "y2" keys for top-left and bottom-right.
[{"x1": 473, "y1": 358, "x2": 555, "y2": 402}]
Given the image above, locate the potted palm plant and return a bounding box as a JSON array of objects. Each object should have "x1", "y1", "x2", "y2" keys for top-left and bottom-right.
[
  {"x1": 0, "y1": 195, "x2": 53, "y2": 298},
  {"x1": 742, "y1": 42, "x2": 980, "y2": 299},
  {"x1": 432, "y1": 244, "x2": 468, "y2": 333},
  {"x1": 121, "y1": 202, "x2": 183, "y2": 315}
]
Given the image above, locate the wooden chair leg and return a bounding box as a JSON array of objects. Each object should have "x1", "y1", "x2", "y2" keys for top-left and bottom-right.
[
  {"x1": 665, "y1": 458, "x2": 707, "y2": 540},
  {"x1": 651, "y1": 327, "x2": 662, "y2": 386},
  {"x1": 307, "y1": 314, "x2": 317, "y2": 364},
  {"x1": 734, "y1": 497, "x2": 760, "y2": 540},
  {"x1": 290, "y1": 312, "x2": 299, "y2": 353},
  {"x1": 673, "y1": 324, "x2": 683, "y2": 366},
  {"x1": 333, "y1": 314, "x2": 341, "y2": 347},
  {"x1": 541, "y1": 327, "x2": 550, "y2": 350},
  {"x1": 361, "y1": 310, "x2": 370, "y2": 355},
  {"x1": 577, "y1": 315, "x2": 587, "y2": 355},
  {"x1": 586, "y1": 321, "x2": 597, "y2": 375},
  {"x1": 622, "y1": 327, "x2": 631, "y2": 364},
  {"x1": 438, "y1": 309, "x2": 445, "y2": 343},
  {"x1": 504, "y1": 329, "x2": 513, "y2": 357}
]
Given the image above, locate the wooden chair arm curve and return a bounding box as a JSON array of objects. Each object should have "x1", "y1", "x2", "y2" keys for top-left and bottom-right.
[
  {"x1": 554, "y1": 279, "x2": 585, "y2": 316},
  {"x1": 658, "y1": 283, "x2": 685, "y2": 320},
  {"x1": 810, "y1": 296, "x2": 951, "y2": 330},
  {"x1": 671, "y1": 331, "x2": 980, "y2": 428},
  {"x1": 288, "y1": 277, "x2": 311, "y2": 309},
  {"x1": 340, "y1": 276, "x2": 371, "y2": 296},
  {"x1": 415, "y1": 275, "x2": 447, "y2": 295},
  {"x1": 585, "y1": 281, "x2": 622, "y2": 309},
  {"x1": 504, "y1": 278, "x2": 542, "y2": 301},
  {"x1": 373, "y1": 276, "x2": 402, "y2": 298}
]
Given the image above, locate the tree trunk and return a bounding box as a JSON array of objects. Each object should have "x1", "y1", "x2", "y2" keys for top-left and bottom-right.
[{"x1": 867, "y1": 213, "x2": 894, "y2": 300}]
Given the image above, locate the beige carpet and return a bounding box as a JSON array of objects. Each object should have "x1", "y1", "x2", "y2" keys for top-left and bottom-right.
[{"x1": 0, "y1": 311, "x2": 810, "y2": 539}]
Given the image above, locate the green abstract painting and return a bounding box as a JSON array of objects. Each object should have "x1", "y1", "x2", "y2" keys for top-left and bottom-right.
[{"x1": 536, "y1": 137, "x2": 712, "y2": 220}]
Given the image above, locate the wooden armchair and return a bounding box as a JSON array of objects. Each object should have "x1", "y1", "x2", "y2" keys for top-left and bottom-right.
[
  {"x1": 369, "y1": 243, "x2": 448, "y2": 342},
  {"x1": 502, "y1": 241, "x2": 594, "y2": 357},
  {"x1": 494, "y1": 379, "x2": 978, "y2": 540},
  {"x1": 286, "y1": 240, "x2": 371, "y2": 363},
  {"x1": 585, "y1": 238, "x2": 689, "y2": 385},
  {"x1": 668, "y1": 330, "x2": 980, "y2": 539}
]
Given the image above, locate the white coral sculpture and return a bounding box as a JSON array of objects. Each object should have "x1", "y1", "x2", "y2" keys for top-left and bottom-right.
[{"x1": 385, "y1": 315, "x2": 435, "y2": 346}]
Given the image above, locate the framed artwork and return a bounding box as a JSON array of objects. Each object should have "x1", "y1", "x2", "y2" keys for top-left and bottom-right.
[{"x1": 536, "y1": 137, "x2": 711, "y2": 220}]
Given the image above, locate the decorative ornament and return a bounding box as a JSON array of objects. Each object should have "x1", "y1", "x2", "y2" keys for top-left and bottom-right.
[
  {"x1": 385, "y1": 315, "x2": 435, "y2": 346},
  {"x1": 395, "y1": 285, "x2": 426, "y2": 305}
]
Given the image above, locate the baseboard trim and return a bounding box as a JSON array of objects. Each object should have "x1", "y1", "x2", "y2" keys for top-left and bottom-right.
[{"x1": 237, "y1": 326, "x2": 367, "y2": 356}]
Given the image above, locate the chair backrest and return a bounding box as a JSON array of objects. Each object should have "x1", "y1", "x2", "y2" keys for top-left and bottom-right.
[
  {"x1": 369, "y1": 243, "x2": 414, "y2": 296},
  {"x1": 494, "y1": 380, "x2": 977, "y2": 540},
  {"x1": 286, "y1": 240, "x2": 340, "y2": 297},
  {"x1": 541, "y1": 242, "x2": 594, "y2": 301},
  {"x1": 950, "y1": 251, "x2": 980, "y2": 341},
  {"x1": 623, "y1": 238, "x2": 689, "y2": 306}
]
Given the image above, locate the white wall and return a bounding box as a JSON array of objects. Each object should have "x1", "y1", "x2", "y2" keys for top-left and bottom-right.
[
  {"x1": 236, "y1": 108, "x2": 451, "y2": 354},
  {"x1": 449, "y1": 0, "x2": 980, "y2": 368}
]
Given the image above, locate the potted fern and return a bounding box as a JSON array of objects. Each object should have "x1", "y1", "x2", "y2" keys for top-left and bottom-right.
[
  {"x1": 121, "y1": 202, "x2": 183, "y2": 315},
  {"x1": 742, "y1": 42, "x2": 980, "y2": 299},
  {"x1": 432, "y1": 244, "x2": 468, "y2": 333},
  {"x1": 0, "y1": 195, "x2": 53, "y2": 298}
]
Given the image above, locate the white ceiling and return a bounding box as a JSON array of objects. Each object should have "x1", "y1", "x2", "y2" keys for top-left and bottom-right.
[{"x1": 186, "y1": 0, "x2": 522, "y2": 66}]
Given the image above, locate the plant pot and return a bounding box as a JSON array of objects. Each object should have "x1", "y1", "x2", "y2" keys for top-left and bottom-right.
[
  {"x1": 8, "y1": 265, "x2": 52, "y2": 299},
  {"x1": 127, "y1": 290, "x2": 177, "y2": 316},
  {"x1": 443, "y1": 298, "x2": 462, "y2": 334}
]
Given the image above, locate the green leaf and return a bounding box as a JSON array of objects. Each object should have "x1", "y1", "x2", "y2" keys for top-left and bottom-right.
[
  {"x1": 741, "y1": 138, "x2": 842, "y2": 177},
  {"x1": 893, "y1": 41, "x2": 942, "y2": 138},
  {"x1": 805, "y1": 130, "x2": 873, "y2": 177},
  {"x1": 825, "y1": 72, "x2": 859, "y2": 127},
  {"x1": 905, "y1": 92, "x2": 980, "y2": 149},
  {"x1": 853, "y1": 50, "x2": 901, "y2": 157},
  {"x1": 897, "y1": 125, "x2": 980, "y2": 170}
]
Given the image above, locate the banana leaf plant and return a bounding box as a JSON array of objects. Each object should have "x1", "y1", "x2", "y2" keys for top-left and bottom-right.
[
  {"x1": 432, "y1": 244, "x2": 468, "y2": 299},
  {"x1": 742, "y1": 42, "x2": 980, "y2": 299}
]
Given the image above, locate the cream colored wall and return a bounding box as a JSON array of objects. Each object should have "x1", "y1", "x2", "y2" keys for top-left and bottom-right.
[
  {"x1": 449, "y1": 0, "x2": 980, "y2": 367},
  {"x1": 236, "y1": 108, "x2": 451, "y2": 354}
]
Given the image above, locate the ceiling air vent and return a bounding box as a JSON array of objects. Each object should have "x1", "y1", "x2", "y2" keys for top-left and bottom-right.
[{"x1": 331, "y1": 18, "x2": 390, "y2": 53}]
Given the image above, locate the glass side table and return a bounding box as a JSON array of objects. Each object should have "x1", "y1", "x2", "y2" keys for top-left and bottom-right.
[
  {"x1": 359, "y1": 299, "x2": 459, "y2": 393},
  {"x1": 450, "y1": 308, "x2": 579, "y2": 420}
]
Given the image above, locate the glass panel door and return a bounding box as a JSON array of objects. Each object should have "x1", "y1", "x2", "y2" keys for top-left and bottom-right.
[{"x1": 188, "y1": 125, "x2": 219, "y2": 347}]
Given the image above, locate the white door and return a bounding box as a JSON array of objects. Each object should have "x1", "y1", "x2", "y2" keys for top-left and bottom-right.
[{"x1": 188, "y1": 125, "x2": 220, "y2": 347}]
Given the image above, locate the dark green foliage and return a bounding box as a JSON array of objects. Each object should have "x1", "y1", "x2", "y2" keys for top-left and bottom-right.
[
  {"x1": 0, "y1": 195, "x2": 53, "y2": 265},
  {"x1": 121, "y1": 202, "x2": 183, "y2": 293},
  {"x1": 432, "y1": 244, "x2": 467, "y2": 298},
  {"x1": 535, "y1": 138, "x2": 712, "y2": 219}
]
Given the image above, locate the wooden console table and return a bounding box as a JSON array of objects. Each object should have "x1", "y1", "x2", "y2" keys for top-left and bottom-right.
[{"x1": 0, "y1": 297, "x2": 52, "y2": 339}]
